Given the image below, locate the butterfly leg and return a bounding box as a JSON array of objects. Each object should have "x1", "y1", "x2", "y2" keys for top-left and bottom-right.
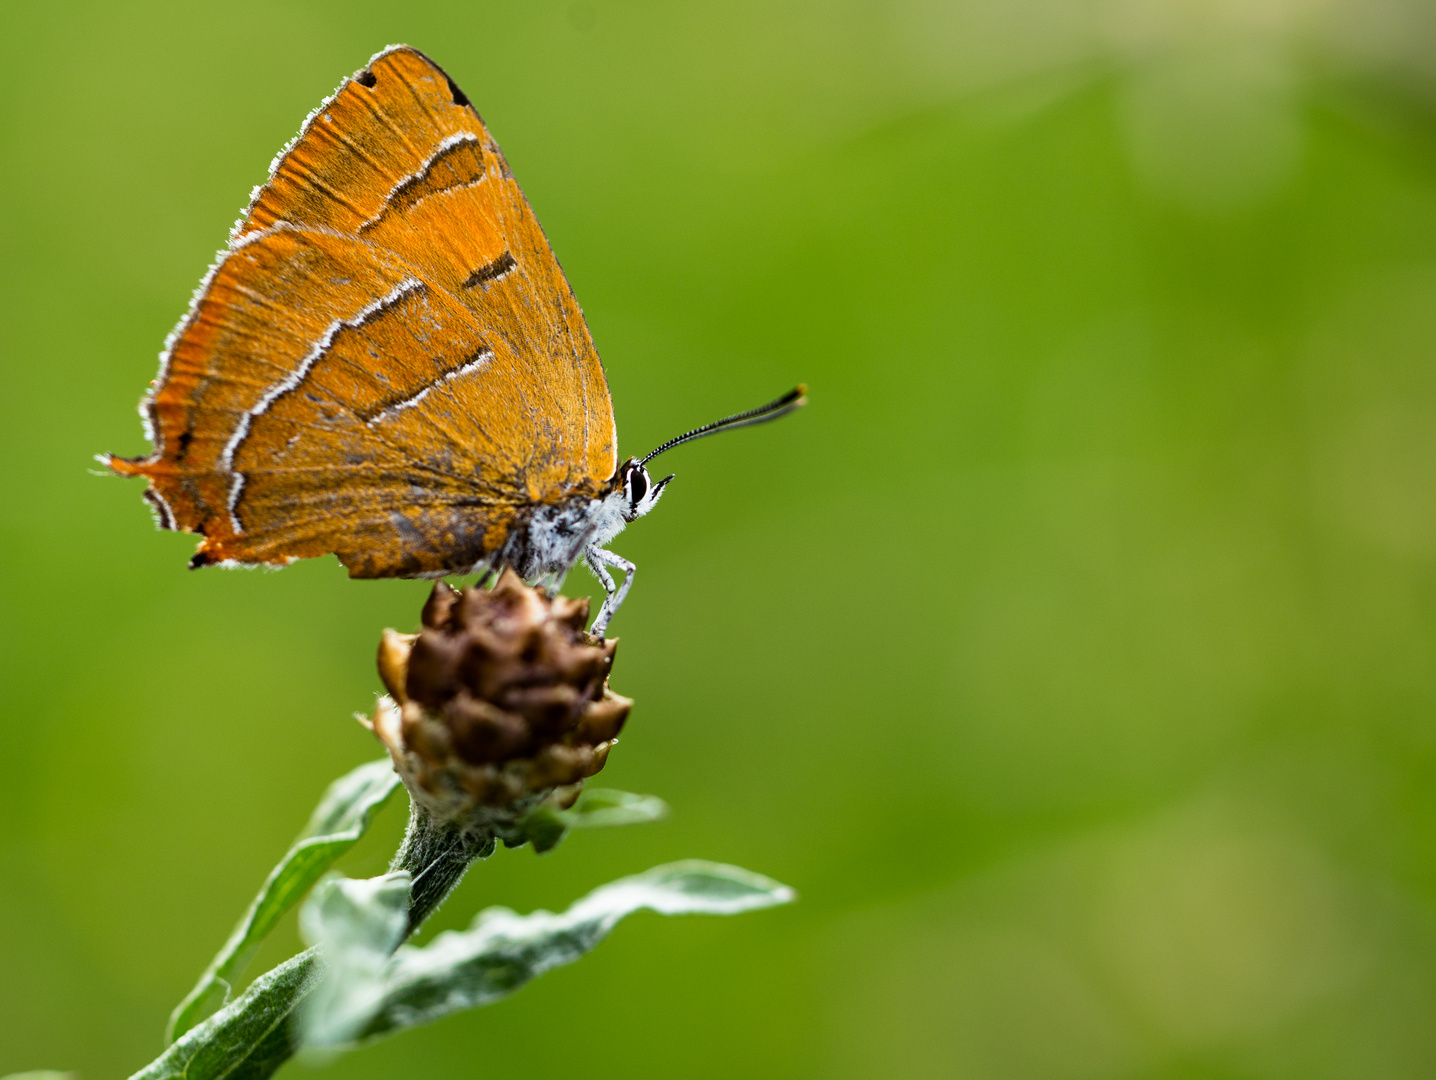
[
  {"x1": 585, "y1": 546, "x2": 634, "y2": 639},
  {"x1": 530, "y1": 569, "x2": 561, "y2": 597}
]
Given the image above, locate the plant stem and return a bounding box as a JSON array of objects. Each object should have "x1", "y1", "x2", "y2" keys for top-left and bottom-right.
[{"x1": 391, "y1": 801, "x2": 498, "y2": 932}]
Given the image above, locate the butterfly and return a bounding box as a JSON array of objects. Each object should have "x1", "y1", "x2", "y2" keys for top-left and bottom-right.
[{"x1": 104, "y1": 45, "x2": 804, "y2": 636}]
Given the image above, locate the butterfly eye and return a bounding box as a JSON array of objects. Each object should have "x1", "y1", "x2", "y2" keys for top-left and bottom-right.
[{"x1": 628, "y1": 468, "x2": 648, "y2": 506}]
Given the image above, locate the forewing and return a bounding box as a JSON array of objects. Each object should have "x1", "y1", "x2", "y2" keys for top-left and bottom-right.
[{"x1": 236, "y1": 45, "x2": 616, "y2": 502}]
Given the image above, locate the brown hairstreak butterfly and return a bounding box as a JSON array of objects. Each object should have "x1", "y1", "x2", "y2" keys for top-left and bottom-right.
[{"x1": 103, "y1": 45, "x2": 805, "y2": 636}]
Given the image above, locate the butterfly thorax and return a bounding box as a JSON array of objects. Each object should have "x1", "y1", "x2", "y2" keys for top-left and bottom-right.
[
  {"x1": 503, "y1": 459, "x2": 670, "y2": 584},
  {"x1": 505, "y1": 493, "x2": 613, "y2": 583}
]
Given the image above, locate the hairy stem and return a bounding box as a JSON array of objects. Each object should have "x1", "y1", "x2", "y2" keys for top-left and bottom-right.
[{"x1": 391, "y1": 801, "x2": 498, "y2": 932}]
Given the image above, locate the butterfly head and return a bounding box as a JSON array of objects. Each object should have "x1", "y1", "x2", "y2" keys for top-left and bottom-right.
[
  {"x1": 591, "y1": 387, "x2": 807, "y2": 548},
  {"x1": 620, "y1": 459, "x2": 673, "y2": 523}
]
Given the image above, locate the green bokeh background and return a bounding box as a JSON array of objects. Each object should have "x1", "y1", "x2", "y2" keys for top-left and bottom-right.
[{"x1": 5, "y1": 1, "x2": 1436, "y2": 1077}]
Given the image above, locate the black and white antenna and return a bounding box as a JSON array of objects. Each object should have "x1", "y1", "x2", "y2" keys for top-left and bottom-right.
[{"x1": 639, "y1": 385, "x2": 807, "y2": 466}]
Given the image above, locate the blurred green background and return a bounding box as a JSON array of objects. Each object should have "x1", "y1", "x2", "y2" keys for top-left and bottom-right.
[{"x1": 5, "y1": 0, "x2": 1436, "y2": 1077}]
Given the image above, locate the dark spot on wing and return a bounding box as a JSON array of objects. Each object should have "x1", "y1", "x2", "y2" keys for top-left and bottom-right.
[
  {"x1": 462, "y1": 252, "x2": 517, "y2": 289},
  {"x1": 445, "y1": 75, "x2": 470, "y2": 106}
]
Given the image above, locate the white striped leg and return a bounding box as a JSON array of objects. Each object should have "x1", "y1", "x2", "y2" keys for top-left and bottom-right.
[{"x1": 585, "y1": 546, "x2": 635, "y2": 638}]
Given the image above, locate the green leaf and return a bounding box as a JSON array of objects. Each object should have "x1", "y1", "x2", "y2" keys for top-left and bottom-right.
[
  {"x1": 297, "y1": 873, "x2": 411, "y2": 1042},
  {"x1": 519, "y1": 788, "x2": 669, "y2": 853},
  {"x1": 166, "y1": 758, "x2": 401, "y2": 1042},
  {"x1": 298, "y1": 859, "x2": 794, "y2": 1048},
  {"x1": 566, "y1": 788, "x2": 669, "y2": 827},
  {"x1": 131, "y1": 950, "x2": 320, "y2": 1080},
  {"x1": 2, "y1": 1073, "x2": 78, "y2": 1079},
  {"x1": 129, "y1": 875, "x2": 409, "y2": 1080}
]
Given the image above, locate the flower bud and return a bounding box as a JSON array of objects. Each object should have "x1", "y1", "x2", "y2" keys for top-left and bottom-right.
[{"x1": 365, "y1": 570, "x2": 631, "y2": 824}]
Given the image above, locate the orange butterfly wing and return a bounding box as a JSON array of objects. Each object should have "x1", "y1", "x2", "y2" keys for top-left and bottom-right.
[{"x1": 109, "y1": 46, "x2": 617, "y2": 577}]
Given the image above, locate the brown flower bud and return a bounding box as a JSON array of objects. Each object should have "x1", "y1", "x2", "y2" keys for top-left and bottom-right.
[
  {"x1": 366, "y1": 570, "x2": 631, "y2": 824},
  {"x1": 376, "y1": 629, "x2": 417, "y2": 703}
]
